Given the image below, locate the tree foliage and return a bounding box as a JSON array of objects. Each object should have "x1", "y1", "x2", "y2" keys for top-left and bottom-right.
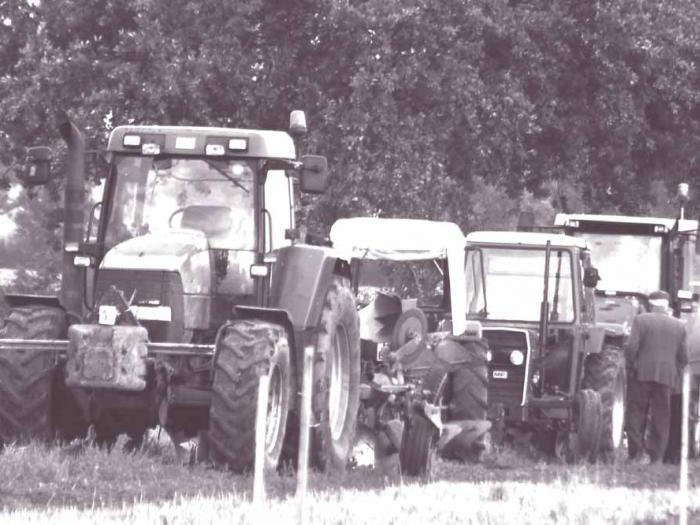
[{"x1": 1, "y1": 0, "x2": 700, "y2": 288}]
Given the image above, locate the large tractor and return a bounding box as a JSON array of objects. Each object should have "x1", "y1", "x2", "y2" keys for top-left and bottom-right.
[
  {"x1": 0, "y1": 113, "x2": 361, "y2": 473},
  {"x1": 464, "y1": 231, "x2": 626, "y2": 462},
  {"x1": 330, "y1": 218, "x2": 490, "y2": 476},
  {"x1": 554, "y1": 202, "x2": 700, "y2": 460}
]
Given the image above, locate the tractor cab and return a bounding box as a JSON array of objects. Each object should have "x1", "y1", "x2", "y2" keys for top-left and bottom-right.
[
  {"x1": 554, "y1": 213, "x2": 699, "y2": 342},
  {"x1": 464, "y1": 231, "x2": 623, "y2": 462},
  {"x1": 24, "y1": 116, "x2": 329, "y2": 343}
]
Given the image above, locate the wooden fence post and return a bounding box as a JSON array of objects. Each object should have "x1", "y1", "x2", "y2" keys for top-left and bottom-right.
[
  {"x1": 253, "y1": 372, "x2": 270, "y2": 507},
  {"x1": 296, "y1": 345, "x2": 315, "y2": 524}
]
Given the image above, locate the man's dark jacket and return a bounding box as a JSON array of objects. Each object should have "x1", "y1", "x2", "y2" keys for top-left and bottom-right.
[{"x1": 626, "y1": 310, "x2": 689, "y2": 387}]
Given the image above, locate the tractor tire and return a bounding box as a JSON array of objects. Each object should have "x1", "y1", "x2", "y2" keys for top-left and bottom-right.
[
  {"x1": 556, "y1": 388, "x2": 602, "y2": 464},
  {"x1": 582, "y1": 345, "x2": 626, "y2": 462},
  {"x1": 0, "y1": 306, "x2": 65, "y2": 445},
  {"x1": 399, "y1": 368, "x2": 448, "y2": 478},
  {"x1": 435, "y1": 337, "x2": 489, "y2": 462},
  {"x1": 310, "y1": 275, "x2": 361, "y2": 472},
  {"x1": 207, "y1": 320, "x2": 292, "y2": 473}
]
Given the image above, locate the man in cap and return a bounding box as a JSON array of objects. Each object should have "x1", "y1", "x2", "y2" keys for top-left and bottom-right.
[{"x1": 626, "y1": 290, "x2": 689, "y2": 463}]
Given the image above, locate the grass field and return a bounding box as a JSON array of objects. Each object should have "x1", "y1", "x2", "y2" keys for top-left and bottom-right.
[{"x1": 1, "y1": 437, "x2": 699, "y2": 524}]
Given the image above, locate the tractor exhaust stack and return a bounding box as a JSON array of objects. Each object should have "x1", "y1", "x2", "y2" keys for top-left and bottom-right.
[{"x1": 58, "y1": 118, "x2": 86, "y2": 317}]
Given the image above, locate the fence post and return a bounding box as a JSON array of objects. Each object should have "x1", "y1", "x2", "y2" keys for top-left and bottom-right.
[
  {"x1": 297, "y1": 345, "x2": 315, "y2": 524},
  {"x1": 680, "y1": 366, "x2": 690, "y2": 525},
  {"x1": 253, "y1": 372, "x2": 271, "y2": 507}
]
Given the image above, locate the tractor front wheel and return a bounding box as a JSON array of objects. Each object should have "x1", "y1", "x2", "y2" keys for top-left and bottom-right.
[
  {"x1": 0, "y1": 306, "x2": 65, "y2": 445},
  {"x1": 207, "y1": 320, "x2": 292, "y2": 473}
]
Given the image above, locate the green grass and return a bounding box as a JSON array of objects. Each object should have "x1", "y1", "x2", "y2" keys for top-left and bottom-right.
[{"x1": 1, "y1": 439, "x2": 699, "y2": 524}]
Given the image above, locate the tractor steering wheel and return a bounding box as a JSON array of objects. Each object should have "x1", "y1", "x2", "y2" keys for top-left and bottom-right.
[{"x1": 168, "y1": 207, "x2": 187, "y2": 228}]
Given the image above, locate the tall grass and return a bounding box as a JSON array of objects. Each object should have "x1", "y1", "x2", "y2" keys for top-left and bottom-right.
[{"x1": 1, "y1": 438, "x2": 699, "y2": 524}]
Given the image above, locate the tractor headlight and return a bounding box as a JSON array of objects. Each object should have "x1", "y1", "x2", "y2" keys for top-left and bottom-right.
[{"x1": 510, "y1": 350, "x2": 525, "y2": 366}]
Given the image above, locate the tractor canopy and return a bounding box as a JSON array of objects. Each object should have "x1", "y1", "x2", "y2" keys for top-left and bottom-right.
[{"x1": 330, "y1": 217, "x2": 467, "y2": 335}]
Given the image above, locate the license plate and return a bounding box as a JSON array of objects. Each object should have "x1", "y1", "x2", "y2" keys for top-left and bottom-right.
[
  {"x1": 493, "y1": 370, "x2": 508, "y2": 379},
  {"x1": 98, "y1": 305, "x2": 119, "y2": 325}
]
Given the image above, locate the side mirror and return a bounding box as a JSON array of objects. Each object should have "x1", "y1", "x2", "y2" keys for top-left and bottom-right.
[
  {"x1": 299, "y1": 155, "x2": 329, "y2": 194},
  {"x1": 583, "y1": 267, "x2": 600, "y2": 288},
  {"x1": 22, "y1": 146, "x2": 53, "y2": 186}
]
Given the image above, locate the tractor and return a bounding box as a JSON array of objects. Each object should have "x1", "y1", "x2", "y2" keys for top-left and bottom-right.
[
  {"x1": 464, "y1": 231, "x2": 626, "y2": 462},
  {"x1": 0, "y1": 112, "x2": 361, "y2": 473},
  {"x1": 330, "y1": 217, "x2": 490, "y2": 476},
  {"x1": 554, "y1": 194, "x2": 700, "y2": 461}
]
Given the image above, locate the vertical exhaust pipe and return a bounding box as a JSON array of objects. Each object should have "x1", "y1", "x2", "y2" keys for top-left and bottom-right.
[{"x1": 58, "y1": 118, "x2": 86, "y2": 317}]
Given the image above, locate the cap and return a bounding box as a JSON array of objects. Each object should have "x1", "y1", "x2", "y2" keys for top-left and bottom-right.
[{"x1": 649, "y1": 290, "x2": 670, "y2": 302}]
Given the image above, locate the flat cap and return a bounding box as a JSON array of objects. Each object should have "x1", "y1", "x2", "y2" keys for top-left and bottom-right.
[{"x1": 649, "y1": 290, "x2": 670, "y2": 302}]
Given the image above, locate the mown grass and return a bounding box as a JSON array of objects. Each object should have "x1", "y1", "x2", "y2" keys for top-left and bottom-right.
[{"x1": 1, "y1": 438, "x2": 699, "y2": 524}]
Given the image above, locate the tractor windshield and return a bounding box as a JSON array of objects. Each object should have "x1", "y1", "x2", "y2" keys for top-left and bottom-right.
[
  {"x1": 104, "y1": 156, "x2": 255, "y2": 250},
  {"x1": 466, "y1": 247, "x2": 575, "y2": 322},
  {"x1": 574, "y1": 233, "x2": 662, "y2": 295},
  {"x1": 355, "y1": 259, "x2": 445, "y2": 308}
]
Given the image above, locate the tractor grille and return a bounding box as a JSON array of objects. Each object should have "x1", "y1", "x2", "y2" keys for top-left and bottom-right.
[
  {"x1": 482, "y1": 328, "x2": 531, "y2": 414},
  {"x1": 95, "y1": 270, "x2": 185, "y2": 342},
  {"x1": 96, "y1": 269, "x2": 182, "y2": 306}
]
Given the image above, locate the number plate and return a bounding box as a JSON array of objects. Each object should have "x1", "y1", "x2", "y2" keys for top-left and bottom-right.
[
  {"x1": 98, "y1": 305, "x2": 119, "y2": 325},
  {"x1": 492, "y1": 370, "x2": 508, "y2": 379}
]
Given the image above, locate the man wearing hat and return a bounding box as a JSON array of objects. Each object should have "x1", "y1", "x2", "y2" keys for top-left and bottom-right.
[{"x1": 625, "y1": 290, "x2": 689, "y2": 463}]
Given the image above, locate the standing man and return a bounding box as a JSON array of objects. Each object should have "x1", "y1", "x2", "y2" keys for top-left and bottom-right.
[{"x1": 626, "y1": 290, "x2": 688, "y2": 463}]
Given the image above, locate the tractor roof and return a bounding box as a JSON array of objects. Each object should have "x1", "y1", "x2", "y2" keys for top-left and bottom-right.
[
  {"x1": 555, "y1": 213, "x2": 698, "y2": 233},
  {"x1": 330, "y1": 217, "x2": 465, "y2": 261},
  {"x1": 107, "y1": 125, "x2": 296, "y2": 159},
  {"x1": 466, "y1": 230, "x2": 588, "y2": 249}
]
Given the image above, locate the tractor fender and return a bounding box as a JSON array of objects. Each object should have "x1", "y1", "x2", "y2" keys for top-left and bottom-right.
[
  {"x1": 268, "y1": 244, "x2": 350, "y2": 330},
  {"x1": 231, "y1": 306, "x2": 298, "y2": 357}
]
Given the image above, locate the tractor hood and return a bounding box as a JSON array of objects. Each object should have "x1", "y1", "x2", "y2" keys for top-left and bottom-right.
[{"x1": 100, "y1": 230, "x2": 211, "y2": 295}]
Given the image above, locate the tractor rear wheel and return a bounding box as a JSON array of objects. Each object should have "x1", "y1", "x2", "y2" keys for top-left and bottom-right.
[
  {"x1": 310, "y1": 275, "x2": 361, "y2": 471},
  {"x1": 399, "y1": 368, "x2": 448, "y2": 477},
  {"x1": 582, "y1": 345, "x2": 626, "y2": 462},
  {"x1": 207, "y1": 320, "x2": 291, "y2": 473},
  {"x1": 435, "y1": 337, "x2": 489, "y2": 461},
  {"x1": 0, "y1": 306, "x2": 65, "y2": 445}
]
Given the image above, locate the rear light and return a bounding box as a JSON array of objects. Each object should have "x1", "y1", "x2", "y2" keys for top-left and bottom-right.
[
  {"x1": 175, "y1": 136, "x2": 196, "y2": 150},
  {"x1": 250, "y1": 264, "x2": 269, "y2": 277},
  {"x1": 123, "y1": 134, "x2": 141, "y2": 147},
  {"x1": 228, "y1": 138, "x2": 248, "y2": 151},
  {"x1": 73, "y1": 255, "x2": 93, "y2": 268}
]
